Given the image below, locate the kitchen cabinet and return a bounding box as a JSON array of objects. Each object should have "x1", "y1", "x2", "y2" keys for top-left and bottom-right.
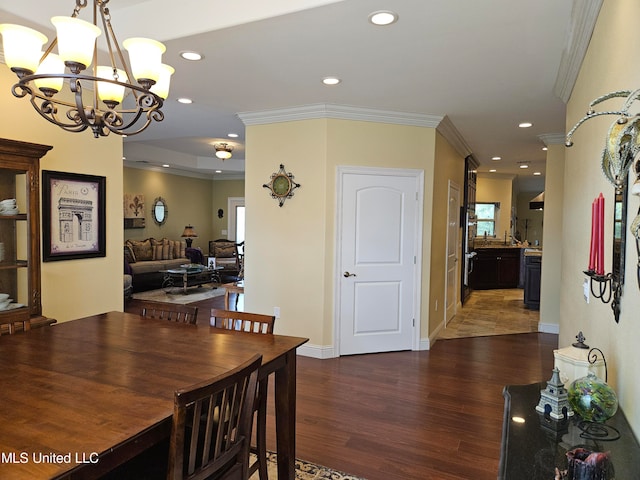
[
  {"x1": 524, "y1": 254, "x2": 542, "y2": 309},
  {"x1": 0, "y1": 138, "x2": 54, "y2": 330},
  {"x1": 470, "y1": 247, "x2": 521, "y2": 289}
]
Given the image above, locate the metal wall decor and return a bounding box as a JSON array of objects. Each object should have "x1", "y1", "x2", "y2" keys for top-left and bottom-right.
[
  {"x1": 566, "y1": 89, "x2": 640, "y2": 321},
  {"x1": 263, "y1": 164, "x2": 301, "y2": 207}
]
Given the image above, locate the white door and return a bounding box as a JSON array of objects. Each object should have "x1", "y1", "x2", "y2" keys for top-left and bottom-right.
[
  {"x1": 445, "y1": 182, "x2": 460, "y2": 324},
  {"x1": 337, "y1": 167, "x2": 422, "y2": 356}
]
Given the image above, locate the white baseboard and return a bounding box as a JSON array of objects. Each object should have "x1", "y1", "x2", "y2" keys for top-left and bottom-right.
[
  {"x1": 296, "y1": 343, "x2": 336, "y2": 359},
  {"x1": 538, "y1": 322, "x2": 560, "y2": 334}
]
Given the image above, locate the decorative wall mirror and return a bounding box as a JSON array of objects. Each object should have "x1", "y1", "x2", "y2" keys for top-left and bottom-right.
[
  {"x1": 611, "y1": 181, "x2": 628, "y2": 322},
  {"x1": 152, "y1": 197, "x2": 168, "y2": 226}
]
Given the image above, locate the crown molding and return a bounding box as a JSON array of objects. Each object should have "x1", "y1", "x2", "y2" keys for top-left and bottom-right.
[
  {"x1": 238, "y1": 104, "x2": 444, "y2": 128},
  {"x1": 554, "y1": 0, "x2": 603, "y2": 103},
  {"x1": 436, "y1": 115, "x2": 473, "y2": 158},
  {"x1": 538, "y1": 133, "x2": 567, "y2": 146}
]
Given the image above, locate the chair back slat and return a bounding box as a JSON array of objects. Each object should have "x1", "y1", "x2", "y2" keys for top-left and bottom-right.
[
  {"x1": 138, "y1": 300, "x2": 198, "y2": 325},
  {"x1": 210, "y1": 309, "x2": 275, "y2": 335},
  {"x1": 167, "y1": 354, "x2": 261, "y2": 480}
]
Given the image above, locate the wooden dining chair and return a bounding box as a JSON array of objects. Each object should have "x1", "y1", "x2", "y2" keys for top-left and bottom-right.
[
  {"x1": 210, "y1": 309, "x2": 275, "y2": 480},
  {"x1": 167, "y1": 354, "x2": 262, "y2": 480},
  {"x1": 138, "y1": 300, "x2": 198, "y2": 325},
  {"x1": 0, "y1": 317, "x2": 31, "y2": 336}
]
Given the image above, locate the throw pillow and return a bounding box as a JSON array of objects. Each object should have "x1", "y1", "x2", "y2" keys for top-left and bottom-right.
[
  {"x1": 124, "y1": 245, "x2": 136, "y2": 264},
  {"x1": 214, "y1": 242, "x2": 236, "y2": 258},
  {"x1": 129, "y1": 238, "x2": 153, "y2": 261}
]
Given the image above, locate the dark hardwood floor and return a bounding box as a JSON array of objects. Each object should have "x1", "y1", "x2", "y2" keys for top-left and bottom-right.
[{"x1": 125, "y1": 293, "x2": 557, "y2": 479}]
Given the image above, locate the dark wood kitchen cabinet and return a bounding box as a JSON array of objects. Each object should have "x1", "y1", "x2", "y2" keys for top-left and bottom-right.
[
  {"x1": 470, "y1": 248, "x2": 521, "y2": 289},
  {"x1": 523, "y1": 254, "x2": 542, "y2": 309}
]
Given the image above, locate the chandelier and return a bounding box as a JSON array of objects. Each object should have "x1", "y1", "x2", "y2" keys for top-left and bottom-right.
[
  {"x1": 0, "y1": 0, "x2": 174, "y2": 138},
  {"x1": 214, "y1": 143, "x2": 233, "y2": 160}
]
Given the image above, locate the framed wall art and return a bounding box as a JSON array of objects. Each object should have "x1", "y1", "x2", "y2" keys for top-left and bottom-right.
[
  {"x1": 42, "y1": 170, "x2": 106, "y2": 261},
  {"x1": 124, "y1": 193, "x2": 145, "y2": 229}
]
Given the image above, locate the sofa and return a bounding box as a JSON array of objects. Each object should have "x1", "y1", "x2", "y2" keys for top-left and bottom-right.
[{"x1": 124, "y1": 238, "x2": 195, "y2": 292}]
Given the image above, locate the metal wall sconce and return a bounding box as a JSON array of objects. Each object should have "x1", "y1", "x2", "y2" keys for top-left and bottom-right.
[{"x1": 566, "y1": 89, "x2": 640, "y2": 322}]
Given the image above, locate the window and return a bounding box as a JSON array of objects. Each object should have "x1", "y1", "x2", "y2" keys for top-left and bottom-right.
[{"x1": 475, "y1": 203, "x2": 499, "y2": 237}]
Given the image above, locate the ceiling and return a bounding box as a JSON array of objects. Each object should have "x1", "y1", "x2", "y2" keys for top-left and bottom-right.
[{"x1": 0, "y1": 0, "x2": 596, "y2": 191}]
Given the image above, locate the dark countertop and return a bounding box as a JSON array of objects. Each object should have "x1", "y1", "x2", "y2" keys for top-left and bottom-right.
[{"x1": 499, "y1": 382, "x2": 640, "y2": 479}]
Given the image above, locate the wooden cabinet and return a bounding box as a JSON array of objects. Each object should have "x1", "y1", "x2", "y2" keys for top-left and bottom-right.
[
  {"x1": 0, "y1": 138, "x2": 53, "y2": 329},
  {"x1": 524, "y1": 254, "x2": 541, "y2": 309},
  {"x1": 470, "y1": 248, "x2": 521, "y2": 289}
]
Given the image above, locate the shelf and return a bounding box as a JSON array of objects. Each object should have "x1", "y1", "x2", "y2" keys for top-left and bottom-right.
[
  {"x1": 0, "y1": 261, "x2": 28, "y2": 270},
  {"x1": 0, "y1": 213, "x2": 27, "y2": 220}
]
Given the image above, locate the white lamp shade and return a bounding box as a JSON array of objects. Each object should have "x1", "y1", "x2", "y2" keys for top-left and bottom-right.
[
  {"x1": 96, "y1": 66, "x2": 128, "y2": 104},
  {"x1": 216, "y1": 150, "x2": 232, "y2": 160},
  {"x1": 150, "y1": 64, "x2": 174, "y2": 99},
  {"x1": 51, "y1": 16, "x2": 101, "y2": 69},
  {"x1": 123, "y1": 37, "x2": 166, "y2": 84},
  {"x1": 34, "y1": 53, "x2": 65, "y2": 93},
  {"x1": 0, "y1": 24, "x2": 48, "y2": 73}
]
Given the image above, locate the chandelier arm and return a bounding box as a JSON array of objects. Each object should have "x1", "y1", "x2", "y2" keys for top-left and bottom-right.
[{"x1": 28, "y1": 92, "x2": 88, "y2": 133}]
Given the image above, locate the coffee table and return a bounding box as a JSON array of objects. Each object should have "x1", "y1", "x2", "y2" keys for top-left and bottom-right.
[{"x1": 161, "y1": 266, "x2": 222, "y2": 294}]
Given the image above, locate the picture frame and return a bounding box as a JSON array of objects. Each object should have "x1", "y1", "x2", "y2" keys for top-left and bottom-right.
[
  {"x1": 42, "y1": 170, "x2": 106, "y2": 262},
  {"x1": 207, "y1": 256, "x2": 217, "y2": 270}
]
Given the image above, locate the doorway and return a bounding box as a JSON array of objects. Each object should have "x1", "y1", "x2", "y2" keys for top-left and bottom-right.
[{"x1": 336, "y1": 166, "x2": 423, "y2": 356}]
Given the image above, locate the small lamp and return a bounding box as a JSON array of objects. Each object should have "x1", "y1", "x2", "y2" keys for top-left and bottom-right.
[{"x1": 181, "y1": 225, "x2": 198, "y2": 247}]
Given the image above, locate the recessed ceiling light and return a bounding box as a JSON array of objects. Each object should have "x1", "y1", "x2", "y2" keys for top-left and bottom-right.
[
  {"x1": 491, "y1": 156, "x2": 501, "y2": 161},
  {"x1": 228, "y1": 133, "x2": 239, "y2": 138},
  {"x1": 322, "y1": 77, "x2": 341, "y2": 86},
  {"x1": 368, "y1": 10, "x2": 398, "y2": 26},
  {"x1": 162, "y1": 164, "x2": 170, "y2": 168},
  {"x1": 489, "y1": 169, "x2": 497, "y2": 172},
  {"x1": 519, "y1": 122, "x2": 533, "y2": 128},
  {"x1": 180, "y1": 51, "x2": 203, "y2": 61},
  {"x1": 533, "y1": 172, "x2": 542, "y2": 176},
  {"x1": 215, "y1": 170, "x2": 222, "y2": 174},
  {"x1": 177, "y1": 98, "x2": 193, "y2": 104},
  {"x1": 520, "y1": 164, "x2": 529, "y2": 169}
]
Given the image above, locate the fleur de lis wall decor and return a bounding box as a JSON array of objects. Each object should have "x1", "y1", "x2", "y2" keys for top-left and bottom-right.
[{"x1": 263, "y1": 164, "x2": 301, "y2": 207}]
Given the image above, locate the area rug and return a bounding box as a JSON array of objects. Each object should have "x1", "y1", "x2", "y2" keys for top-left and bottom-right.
[
  {"x1": 250, "y1": 452, "x2": 367, "y2": 480},
  {"x1": 131, "y1": 284, "x2": 224, "y2": 304}
]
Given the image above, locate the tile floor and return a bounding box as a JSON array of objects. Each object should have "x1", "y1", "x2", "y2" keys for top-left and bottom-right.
[{"x1": 438, "y1": 288, "x2": 539, "y2": 339}]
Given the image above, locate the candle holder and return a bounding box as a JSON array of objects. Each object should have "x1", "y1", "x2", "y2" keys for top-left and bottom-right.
[{"x1": 582, "y1": 270, "x2": 622, "y2": 323}]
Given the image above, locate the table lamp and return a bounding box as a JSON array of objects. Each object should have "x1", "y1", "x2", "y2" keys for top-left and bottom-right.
[{"x1": 181, "y1": 225, "x2": 198, "y2": 247}]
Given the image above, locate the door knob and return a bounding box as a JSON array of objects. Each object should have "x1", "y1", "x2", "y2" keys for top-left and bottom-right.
[{"x1": 343, "y1": 271, "x2": 357, "y2": 277}]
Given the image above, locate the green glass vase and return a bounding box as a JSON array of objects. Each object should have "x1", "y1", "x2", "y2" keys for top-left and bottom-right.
[{"x1": 568, "y1": 372, "x2": 618, "y2": 422}]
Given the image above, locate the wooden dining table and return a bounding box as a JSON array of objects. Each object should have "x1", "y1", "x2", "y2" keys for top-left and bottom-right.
[{"x1": 0, "y1": 311, "x2": 308, "y2": 480}]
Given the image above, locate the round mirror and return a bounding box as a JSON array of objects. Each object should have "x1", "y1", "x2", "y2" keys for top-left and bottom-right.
[{"x1": 152, "y1": 197, "x2": 167, "y2": 226}]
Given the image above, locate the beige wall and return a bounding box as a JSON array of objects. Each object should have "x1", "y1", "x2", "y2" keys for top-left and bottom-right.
[
  {"x1": 243, "y1": 117, "x2": 446, "y2": 352},
  {"x1": 429, "y1": 132, "x2": 465, "y2": 336},
  {"x1": 476, "y1": 174, "x2": 514, "y2": 239},
  {"x1": 123, "y1": 167, "x2": 244, "y2": 252},
  {"x1": 539, "y1": 143, "x2": 564, "y2": 333},
  {"x1": 0, "y1": 65, "x2": 122, "y2": 322},
  {"x1": 562, "y1": 0, "x2": 640, "y2": 436}
]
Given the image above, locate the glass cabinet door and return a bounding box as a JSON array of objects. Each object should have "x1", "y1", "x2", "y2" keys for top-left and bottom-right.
[
  {"x1": 0, "y1": 138, "x2": 52, "y2": 327},
  {"x1": 0, "y1": 169, "x2": 30, "y2": 316}
]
